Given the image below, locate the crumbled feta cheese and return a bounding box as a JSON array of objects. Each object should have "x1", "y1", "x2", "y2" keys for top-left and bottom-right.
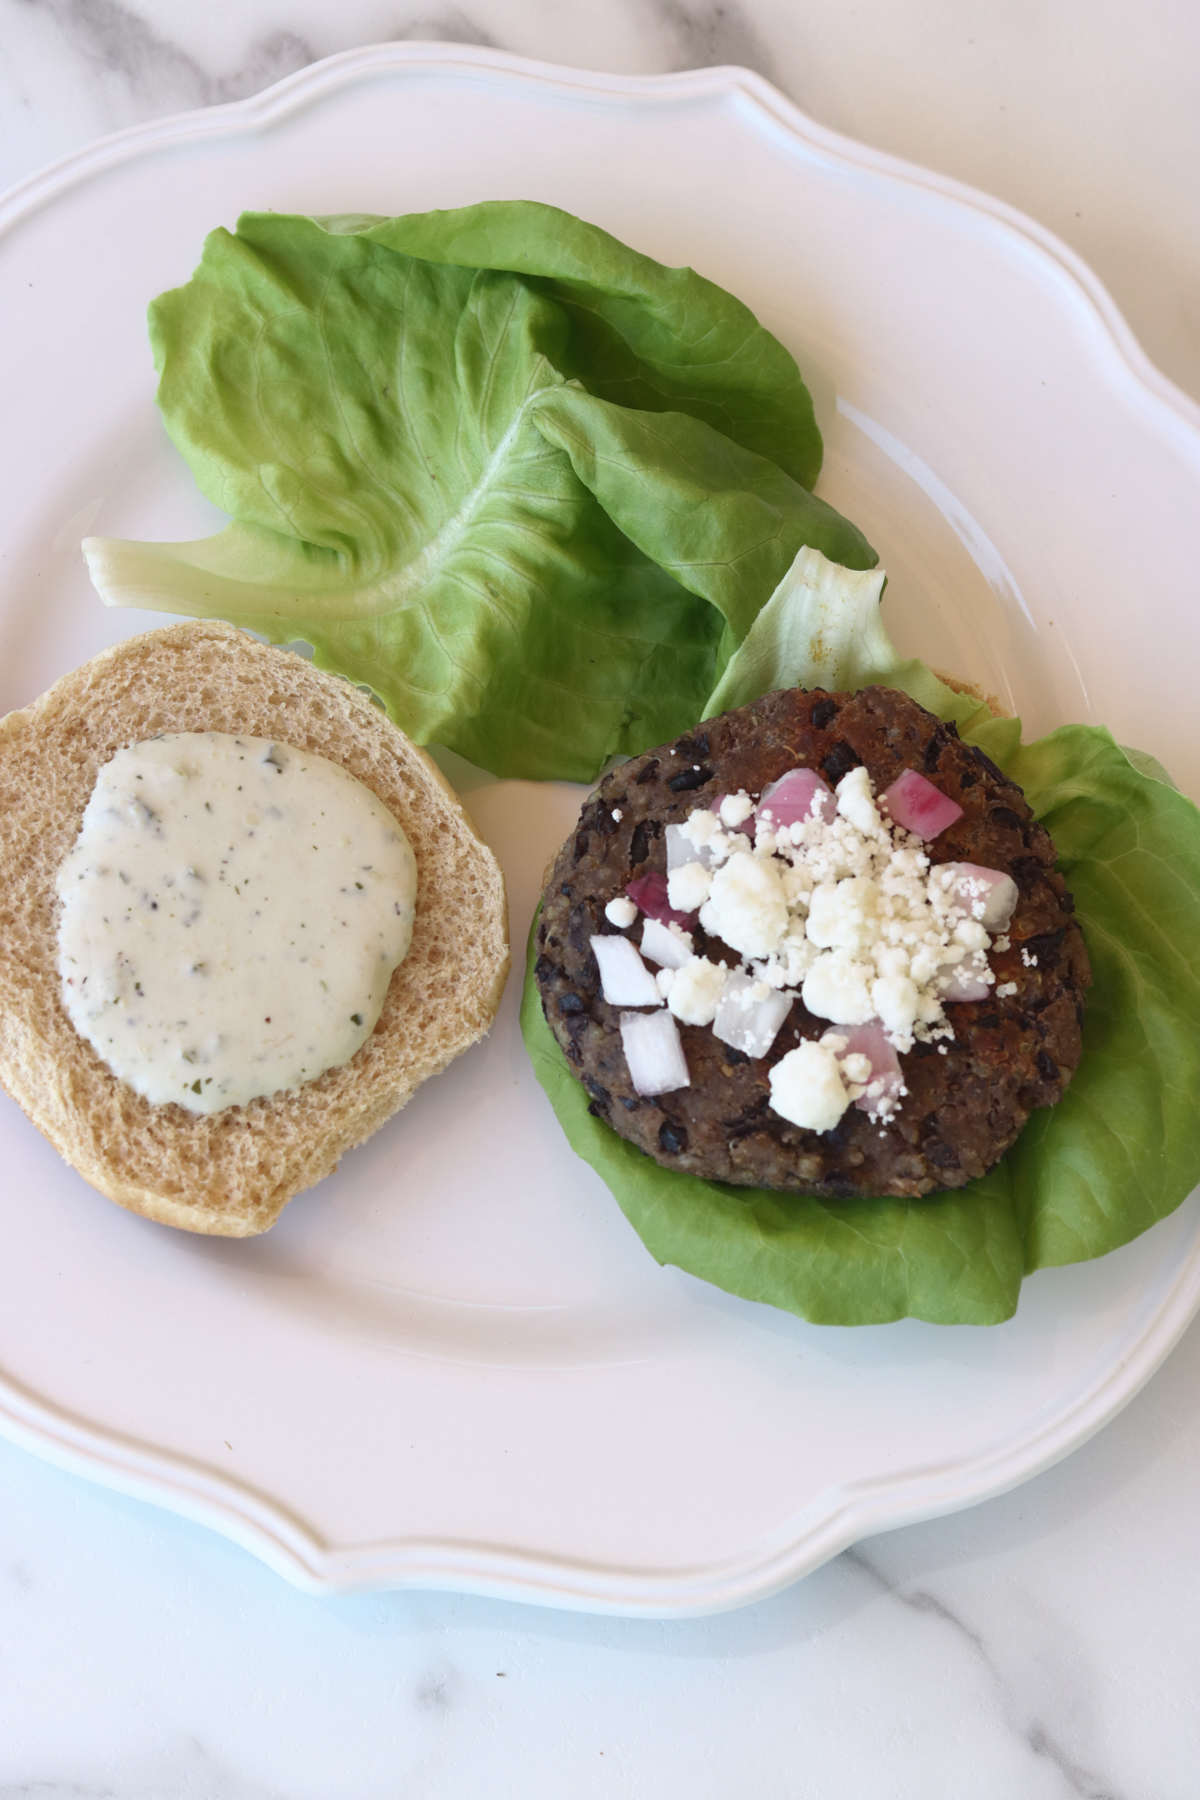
[
  {"x1": 754, "y1": 929, "x2": 820, "y2": 990},
  {"x1": 604, "y1": 895, "x2": 638, "y2": 929},
  {"x1": 802, "y1": 950, "x2": 876, "y2": 1026},
  {"x1": 707, "y1": 828, "x2": 750, "y2": 869},
  {"x1": 667, "y1": 956, "x2": 728, "y2": 1026},
  {"x1": 768, "y1": 1040, "x2": 851, "y2": 1132},
  {"x1": 602, "y1": 761, "x2": 1019, "y2": 1127},
  {"x1": 835, "y1": 766, "x2": 882, "y2": 835},
  {"x1": 718, "y1": 792, "x2": 755, "y2": 827},
  {"x1": 908, "y1": 942, "x2": 945, "y2": 986},
  {"x1": 953, "y1": 918, "x2": 989, "y2": 951},
  {"x1": 611, "y1": 808, "x2": 623, "y2": 822},
  {"x1": 780, "y1": 862, "x2": 813, "y2": 908},
  {"x1": 996, "y1": 980, "x2": 1018, "y2": 997},
  {"x1": 680, "y1": 808, "x2": 722, "y2": 849},
  {"x1": 871, "y1": 973, "x2": 920, "y2": 1043},
  {"x1": 667, "y1": 861, "x2": 713, "y2": 912},
  {"x1": 700, "y1": 852, "x2": 789, "y2": 959},
  {"x1": 805, "y1": 875, "x2": 881, "y2": 952}
]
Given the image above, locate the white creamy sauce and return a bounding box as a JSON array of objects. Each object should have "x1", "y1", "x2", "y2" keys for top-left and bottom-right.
[{"x1": 55, "y1": 733, "x2": 417, "y2": 1114}]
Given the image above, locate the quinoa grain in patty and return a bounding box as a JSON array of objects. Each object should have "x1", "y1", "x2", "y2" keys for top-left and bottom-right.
[{"x1": 534, "y1": 686, "x2": 1090, "y2": 1200}]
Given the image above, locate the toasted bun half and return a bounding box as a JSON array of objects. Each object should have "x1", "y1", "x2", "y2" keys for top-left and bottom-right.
[{"x1": 0, "y1": 622, "x2": 510, "y2": 1236}]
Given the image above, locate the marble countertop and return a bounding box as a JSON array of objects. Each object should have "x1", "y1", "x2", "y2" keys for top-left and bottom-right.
[{"x1": 2, "y1": 4, "x2": 1199, "y2": 1794}]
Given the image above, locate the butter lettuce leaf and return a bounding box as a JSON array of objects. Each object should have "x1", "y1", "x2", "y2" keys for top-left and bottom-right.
[
  {"x1": 84, "y1": 204, "x2": 873, "y2": 781},
  {"x1": 521, "y1": 552, "x2": 1200, "y2": 1324},
  {"x1": 521, "y1": 960, "x2": 1026, "y2": 1325}
]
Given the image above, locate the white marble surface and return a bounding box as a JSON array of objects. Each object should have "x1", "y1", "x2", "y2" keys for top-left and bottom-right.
[{"x1": 2, "y1": 3, "x2": 1199, "y2": 1794}]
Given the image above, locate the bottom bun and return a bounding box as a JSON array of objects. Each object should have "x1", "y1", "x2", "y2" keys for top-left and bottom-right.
[{"x1": 0, "y1": 622, "x2": 510, "y2": 1236}]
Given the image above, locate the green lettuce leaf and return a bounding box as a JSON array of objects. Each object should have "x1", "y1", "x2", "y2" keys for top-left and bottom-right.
[
  {"x1": 521, "y1": 551, "x2": 1200, "y2": 1325},
  {"x1": 83, "y1": 203, "x2": 874, "y2": 781}
]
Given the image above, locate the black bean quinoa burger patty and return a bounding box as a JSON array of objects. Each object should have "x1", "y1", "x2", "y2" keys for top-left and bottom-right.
[{"x1": 533, "y1": 686, "x2": 1091, "y2": 1200}]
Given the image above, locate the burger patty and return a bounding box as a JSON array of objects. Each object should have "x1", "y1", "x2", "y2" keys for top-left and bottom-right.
[{"x1": 533, "y1": 686, "x2": 1091, "y2": 1200}]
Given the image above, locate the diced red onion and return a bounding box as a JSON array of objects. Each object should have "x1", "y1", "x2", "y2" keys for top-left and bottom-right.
[
  {"x1": 713, "y1": 971, "x2": 794, "y2": 1058},
  {"x1": 620, "y1": 1008, "x2": 690, "y2": 1095},
  {"x1": 882, "y1": 768, "x2": 964, "y2": 839},
  {"x1": 934, "y1": 861, "x2": 1018, "y2": 931},
  {"x1": 940, "y1": 961, "x2": 992, "y2": 1002},
  {"x1": 625, "y1": 871, "x2": 695, "y2": 929},
  {"x1": 590, "y1": 935, "x2": 662, "y2": 1006},
  {"x1": 756, "y1": 767, "x2": 836, "y2": 829},
  {"x1": 829, "y1": 1019, "x2": 905, "y2": 1114},
  {"x1": 640, "y1": 916, "x2": 693, "y2": 970}
]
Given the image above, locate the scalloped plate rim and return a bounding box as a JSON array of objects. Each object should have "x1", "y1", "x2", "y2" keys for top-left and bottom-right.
[{"x1": 2, "y1": 42, "x2": 1199, "y2": 1613}]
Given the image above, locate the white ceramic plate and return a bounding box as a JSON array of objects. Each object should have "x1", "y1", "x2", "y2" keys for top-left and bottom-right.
[{"x1": 2, "y1": 45, "x2": 1199, "y2": 1616}]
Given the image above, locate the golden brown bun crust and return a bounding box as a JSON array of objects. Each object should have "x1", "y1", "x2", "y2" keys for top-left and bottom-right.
[{"x1": 0, "y1": 622, "x2": 510, "y2": 1236}]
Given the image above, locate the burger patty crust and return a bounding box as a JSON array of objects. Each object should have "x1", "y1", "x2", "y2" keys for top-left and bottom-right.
[{"x1": 534, "y1": 686, "x2": 1091, "y2": 1200}]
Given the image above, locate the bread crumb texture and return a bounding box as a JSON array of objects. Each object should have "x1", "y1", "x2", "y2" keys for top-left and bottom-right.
[{"x1": 0, "y1": 623, "x2": 510, "y2": 1236}]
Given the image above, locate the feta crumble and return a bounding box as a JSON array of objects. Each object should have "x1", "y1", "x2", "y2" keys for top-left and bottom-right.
[
  {"x1": 718, "y1": 792, "x2": 755, "y2": 828},
  {"x1": 667, "y1": 861, "x2": 713, "y2": 912},
  {"x1": 621, "y1": 760, "x2": 1017, "y2": 1132},
  {"x1": 604, "y1": 894, "x2": 638, "y2": 929},
  {"x1": 769, "y1": 1040, "x2": 851, "y2": 1132},
  {"x1": 699, "y1": 852, "x2": 788, "y2": 959},
  {"x1": 666, "y1": 956, "x2": 728, "y2": 1026},
  {"x1": 689, "y1": 764, "x2": 1001, "y2": 1054}
]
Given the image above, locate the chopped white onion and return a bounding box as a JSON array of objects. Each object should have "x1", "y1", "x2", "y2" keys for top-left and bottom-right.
[
  {"x1": 640, "y1": 915, "x2": 694, "y2": 970},
  {"x1": 620, "y1": 1008, "x2": 690, "y2": 1095},
  {"x1": 590, "y1": 935, "x2": 661, "y2": 1006},
  {"x1": 713, "y1": 969, "x2": 794, "y2": 1058},
  {"x1": 932, "y1": 861, "x2": 1019, "y2": 931},
  {"x1": 940, "y1": 960, "x2": 992, "y2": 1002},
  {"x1": 665, "y1": 822, "x2": 714, "y2": 872}
]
